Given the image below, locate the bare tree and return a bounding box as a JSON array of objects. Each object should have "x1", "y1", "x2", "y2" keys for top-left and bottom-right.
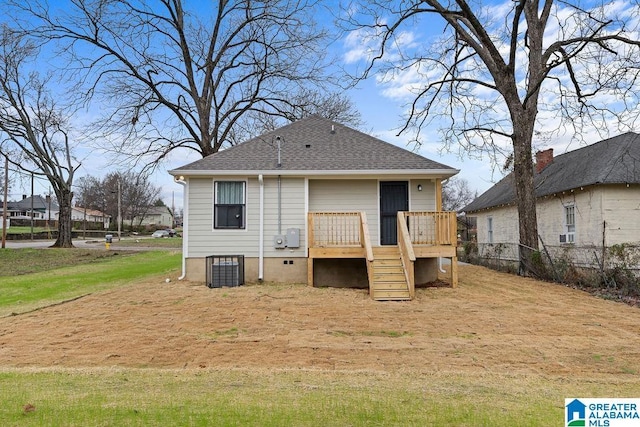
[
  {"x1": 442, "y1": 177, "x2": 475, "y2": 212},
  {"x1": 13, "y1": 0, "x2": 333, "y2": 167},
  {"x1": 0, "y1": 25, "x2": 79, "y2": 247},
  {"x1": 228, "y1": 89, "x2": 364, "y2": 144},
  {"x1": 343, "y1": 0, "x2": 640, "y2": 272},
  {"x1": 77, "y1": 171, "x2": 160, "y2": 230}
]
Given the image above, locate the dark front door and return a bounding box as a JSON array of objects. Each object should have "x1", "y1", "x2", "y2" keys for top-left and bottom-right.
[{"x1": 380, "y1": 181, "x2": 408, "y2": 245}]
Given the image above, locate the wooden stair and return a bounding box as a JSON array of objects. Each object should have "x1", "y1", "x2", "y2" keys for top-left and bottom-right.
[{"x1": 370, "y1": 246, "x2": 411, "y2": 301}]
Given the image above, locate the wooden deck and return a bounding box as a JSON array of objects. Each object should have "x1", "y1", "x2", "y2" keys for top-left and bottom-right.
[{"x1": 307, "y1": 211, "x2": 458, "y2": 300}]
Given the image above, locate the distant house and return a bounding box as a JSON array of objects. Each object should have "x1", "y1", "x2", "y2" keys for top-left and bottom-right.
[
  {"x1": 68, "y1": 206, "x2": 111, "y2": 229},
  {"x1": 464, "y1": 132, "x2": 640, "y2": 248},
  {"x1": 3, "y1": 195, "x2": 59, "y2": 221},
  {"x1": 170, "y1": 115, "x2": 460, "y2": 300},
  {"x1": 131, "y1": 206, "x2": 174, "y2": 228}
]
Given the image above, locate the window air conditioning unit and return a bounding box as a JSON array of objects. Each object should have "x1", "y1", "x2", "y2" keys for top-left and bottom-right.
[{"x1": 559, "y1": 234, "x2": 575, "y2": 244}]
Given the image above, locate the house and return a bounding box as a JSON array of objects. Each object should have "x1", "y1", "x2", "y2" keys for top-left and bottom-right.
[
  {"x1": 4, "y1": 195, "x2": 58, "y2": 221},
  {"x1": 69, "y1": 206, "x2": 111, "y2": 229},
  {"x1": 464, "y1": 132, "x2": 640, "y2": 248},
  {"x1": 130, "y1": 206, "x2": 174, "y2": 228},
  {"x1": 170, "y1": 115, "x2": 459, "y2": 300}
]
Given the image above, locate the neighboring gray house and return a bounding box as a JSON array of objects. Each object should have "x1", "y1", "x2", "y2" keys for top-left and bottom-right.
[
  {"x1": 4, "y1": 195, "x2": 59, "y2": 221},
  {"x1": 465, "y1": 132, "x2": 640, "y2": 248},
  {"x1": 170, "y1": 116, "x2": 460, "y2": 300},
  {"x1": 131, "y1": 206, "x2": 174, "y2": 228}
]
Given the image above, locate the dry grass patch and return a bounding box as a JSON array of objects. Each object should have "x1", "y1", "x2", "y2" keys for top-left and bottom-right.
[{"x1": 0, "y1": 264, "x2": 638, "y2": 380}]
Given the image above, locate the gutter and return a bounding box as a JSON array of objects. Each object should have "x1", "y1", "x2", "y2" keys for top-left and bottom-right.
[
  {"x1": 174, "y1": 175, "x2": 188, "y2": 280},
  {"x1": 169, "y1": 168, "x2": 460, "y2": 178}
]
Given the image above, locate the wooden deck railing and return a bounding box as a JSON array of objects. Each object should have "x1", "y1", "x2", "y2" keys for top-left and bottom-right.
[
  {"x1": 397, "y1": 212, "x2": 416, "y2": 298},
  {"x1": 307, "y1": 211, "x2": 374, "y2": 290},
  {"x1": 308, "y1": 211, "x2": 364, "y2": 247},
  {"x1": 403, "y1": 211, "x2": 457, "y2": 246}
]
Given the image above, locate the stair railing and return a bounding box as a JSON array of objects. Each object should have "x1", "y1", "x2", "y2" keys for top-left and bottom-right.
[
  {"x1": 359, "y1": 211, "x2": 375, "y2": 295},
  {"x1": 397, "y1": 212, "x2": 416, "y2": 298}
]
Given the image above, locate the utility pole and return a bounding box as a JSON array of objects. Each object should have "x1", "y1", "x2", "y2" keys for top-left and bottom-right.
[
  {"x1": 30, "y1": 172, "x2": 34, "y2": 241},
  {"x1": 117, "y1": 179, "x2": 121, "y2": 241},
  {"x1": 2, "y1": 154, "x2": 8, "y2": 249}
]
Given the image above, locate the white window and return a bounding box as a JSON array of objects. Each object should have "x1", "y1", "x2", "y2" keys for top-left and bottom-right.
[
  {"x1": 214, "y1": 181, "x2": 246, "y2": 229},
  {"x1": 487, "y1": 216, "x2": 493, "y2": 244},
  {"x1": 563, "y1": 205, "x2": 575, "y2": 243}
]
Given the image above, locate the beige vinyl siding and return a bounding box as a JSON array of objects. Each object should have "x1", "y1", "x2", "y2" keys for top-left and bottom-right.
[
  {"x1": 309, "y1": 179, "x2": 380, "y2": 244},
  {"x1": 186, "y1": 176, "x2": 306, "y2": 258},
  {"x1": 602, "y1": 185, "x2": 640, "y2": 245},
  {"x1": 187, "y1": 177, "x2": 259, "y2": 257},
  {"x1": 262, "y1": 176, "x2": 306, "y2": 257},
  {"x1": 409, "y1": 179, "x2": 437, "y2": 211}
]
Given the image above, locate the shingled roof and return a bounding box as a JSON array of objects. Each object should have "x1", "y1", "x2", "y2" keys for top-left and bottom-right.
[
  {"x1": 170, "y1": 115, "x2": 457, "y2": 176},
  {"x1": 464, "y1": 132, "x2": 640, "y2": 213}
]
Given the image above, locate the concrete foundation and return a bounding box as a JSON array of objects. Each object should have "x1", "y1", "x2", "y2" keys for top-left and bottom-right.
[
  {"x1": 184, "y1": 255, "x2": 442, "y2": 288},
  {"x1": 185, "y1": 256, "x2": 307, "y2": 284},
  {"x1": 415, "y1": 258, "x2": 439, "y2": 286}
]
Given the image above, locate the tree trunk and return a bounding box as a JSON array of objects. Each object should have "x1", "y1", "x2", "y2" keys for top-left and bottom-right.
[
  {"x1": 52, "y1": 188, "x2": 74, "y2": 248},
  {"x1": 512, "y1": 115, "x2": 539, "y2": 274}
]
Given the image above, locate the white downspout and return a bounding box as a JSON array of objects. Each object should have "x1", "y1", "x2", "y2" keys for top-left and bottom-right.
[
  {"x1": 258, "y1": 174, "x2": 264, "y2": 281},
  {"x1": 438, "y1": 257, "x2": 446, "y2": 273},
  {"x1": 174, "y1": 176, "x2": 188, "y2": 280}
]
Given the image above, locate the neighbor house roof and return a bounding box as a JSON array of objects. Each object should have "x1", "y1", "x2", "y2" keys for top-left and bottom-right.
[
  {"x1": 464, "y1": 132, "x2": 640, "y2": 213},
  {"x1": 72, "y1": 206, "x2": 110, "y2": 218},
  {"x1": 170, "y1": 115, "x2": 457, "y2": 177},
  {"x1": 7, "y1": 195, "x2": 59, "y2": 212},
  {"x1": 144, "y1": 206, "x2": 172, "y2": 216}
]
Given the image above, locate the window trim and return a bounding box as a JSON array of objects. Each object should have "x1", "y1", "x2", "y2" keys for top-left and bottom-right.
[
  {"x1": 213, "y1": 180, "x2": 247, "y2": 230},
  {"x1": 563, "y1": 204, "x2": 576, "y2": 243},
  {"x1": 487, "y1": 216, "x2": 493, "y2": 244}
]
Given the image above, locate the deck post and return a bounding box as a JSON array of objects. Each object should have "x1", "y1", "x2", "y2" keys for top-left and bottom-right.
[
  {"x1": 307, "y1": 212, "x2": 314, "y2": 286},
  {"x1": 450, "y1": 256, "x2": 458, "y2": 288},
  {"x1": 308, "y1": 257, "x2": 314, "y2": 287}
]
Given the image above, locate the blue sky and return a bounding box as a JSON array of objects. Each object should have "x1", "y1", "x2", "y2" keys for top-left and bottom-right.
[{"x1": 10, "y1": 0, "x2": 640, "y2": 209}]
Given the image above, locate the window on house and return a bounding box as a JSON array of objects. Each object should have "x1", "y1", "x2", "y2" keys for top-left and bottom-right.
[
  {"x1": 214, "y1": 181, "x2": 245, "y2": 229},
  {"x1": 564, "y1": 205, "x2": 575, "y2": 243},
  {"x1": 487, "y1": 216, "x2": 493, "y2": 244}
]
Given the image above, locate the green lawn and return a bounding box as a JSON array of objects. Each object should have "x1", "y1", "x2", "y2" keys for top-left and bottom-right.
[
  {"x1": 3, "y1": 226, "x2": 48, "y2": 235},
  {"x1": 1, "y1": 368, "x2": 638, "y2": 426},
  {"x1": 0, "y1": 249, "x2": 181, "y2": 316},
  {"x1": 0, "y1": 248, "x2": 125, "y2": 276}
]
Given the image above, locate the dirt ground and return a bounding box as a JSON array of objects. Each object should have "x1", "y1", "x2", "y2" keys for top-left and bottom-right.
[{"x1": 0, "y1": 264, "x2": 639, "y2": 378}]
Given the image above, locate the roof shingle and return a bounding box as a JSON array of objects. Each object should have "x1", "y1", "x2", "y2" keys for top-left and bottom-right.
[
  {"x1": 171, "y1": 115, "x2": 457, "y2": 175},
  {"x1": 464, "y1": 132, "x2": 640, "y2": 212}
]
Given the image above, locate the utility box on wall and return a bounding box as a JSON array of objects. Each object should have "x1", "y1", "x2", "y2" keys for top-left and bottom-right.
[
  {"x1": 273, "y1": 235, "x2": 286, "y2": 249},
  {"x1": 286, "y1": 228, "x2": 300, "y2": 248}
]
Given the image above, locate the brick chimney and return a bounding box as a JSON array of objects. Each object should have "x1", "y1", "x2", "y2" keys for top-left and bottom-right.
[{"x1": 535, "y1": 148, "x2": 553, "y2": 173}]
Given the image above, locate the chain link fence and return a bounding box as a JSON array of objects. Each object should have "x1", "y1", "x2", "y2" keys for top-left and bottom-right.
[{"x1": 459, "y1": 241, "x2": 640, "y2": 302}]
